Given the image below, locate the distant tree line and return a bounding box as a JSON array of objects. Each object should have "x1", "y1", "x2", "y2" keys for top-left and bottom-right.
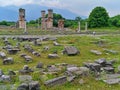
[{"x1": 0, "y1": 21, "x2": 15, "y2": 26}]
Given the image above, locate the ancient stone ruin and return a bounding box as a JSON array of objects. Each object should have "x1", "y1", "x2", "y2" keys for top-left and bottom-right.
[
  {"x1": 41, "y1": 9, "x2": 53, "y2": 30},
  {"x1": 58, "y1": 19, "x2": 64, "y2": 30},
  {"x1": 16, "y1": 8, "x2": 26, "y2": 29}
]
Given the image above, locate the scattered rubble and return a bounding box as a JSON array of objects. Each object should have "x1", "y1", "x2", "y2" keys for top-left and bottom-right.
[
  {"x1": 19, "y1": 65, "x2": 33, "y2": 74},
  {"x1": 63, "y1": 46, "x2": 80, "y2": 56},
  {"x1": 3, "y1": 57, "x2": 14, "y2": 65},
  {"x1": 90, "y1": 50, "x2": 102, "y2": 55},
  {"x1": 48, "y1": 54, "x2": 59, "y2": 59},
  {"x1": 104, "y1": 49, "x2": 118, "y2": 54},
  {"x1": 44, "y1": 76, "x2": 67, "y2": 87}
]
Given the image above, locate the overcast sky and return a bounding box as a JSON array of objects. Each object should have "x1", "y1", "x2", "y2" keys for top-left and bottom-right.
[{"x1": 0, "y1": 0, "x2": 120, "y2": 17}]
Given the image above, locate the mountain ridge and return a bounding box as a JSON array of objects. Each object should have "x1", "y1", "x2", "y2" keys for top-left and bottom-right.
[{"x1": 0, "y1": 4, "x2": 86, "y2": 21}]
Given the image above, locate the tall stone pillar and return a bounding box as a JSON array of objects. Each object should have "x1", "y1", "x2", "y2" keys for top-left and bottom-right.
[
  {"x1": 18, "y1": 8, "x2": 26, "y2": 28},
  {"x1": 47, "y1": 9, "x2": 53, "y2": 29},
  {"x1": 41, "y1": 10, "x2": 46, "y2": 30},
  {"x1": 48, "y1": 9, "x2": 53, "y2": 18}
]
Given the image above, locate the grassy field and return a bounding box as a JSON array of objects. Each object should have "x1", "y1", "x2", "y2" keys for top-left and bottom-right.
[
  {"x1": 0, "y1": 34, "x2": 119, "y2": 90},
  {"x1": 0, "y1": 27, "x2": 119, "y2": 35}
]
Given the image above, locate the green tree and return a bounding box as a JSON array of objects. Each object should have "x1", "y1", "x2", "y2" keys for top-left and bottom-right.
[
  {"x1": 109, "y1": 15, "x2": 120, "y2": 27},
  {"x1": 29, "y1": 20, "x2": 36, "y2": 24},
  {"x1": 88, "y1": 6, "x2": 109, "y2": 28},
  {"x1": 75, "y1": 16, "x2": 82, "y2": 21},
  {"x1": 0, "y1": 21, "x2": 8, "y2": 26},
  {"x1": 116, "y1": 20, "x2": 120, "y2": 27}
]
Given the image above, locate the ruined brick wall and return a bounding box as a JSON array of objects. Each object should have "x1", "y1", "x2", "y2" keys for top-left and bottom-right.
[{"x1": 58, "y1": 19, "x2": 64, "y2": 30}]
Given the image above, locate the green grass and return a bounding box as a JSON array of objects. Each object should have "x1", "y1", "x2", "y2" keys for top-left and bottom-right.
[
  {"x1": 0, "y1": 34, "x2": 119, "y2": 90},
  {"x1": 89, "y1": 27, "x2": 120, "y2": 32},
  {"x1": 0, "y1": 28, "x2": 74, "y2": 35},
  {"x1": 0, "y1": 27, "x2": 120, "y2": 35}
]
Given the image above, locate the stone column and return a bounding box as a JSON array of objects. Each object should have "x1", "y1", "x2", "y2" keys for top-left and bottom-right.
[
  {"x1": 24, "y1": 21, "x2": 27, "y2": 32},
  {"x1": 85, "y1": 22, "x2": 88, "y2": 31},
  {"x1": 38, "y1": 19, "x2": 40, "y2": 29},
  {"x1": 47, "y1": 9, "x2": 53, "y2": 29},
  {"x1": 48, "y1": 9, "x2": 53, "y2": 18},
  {"x1": 18, "y1": 8, "x2": 26, "y2": 29},
  {"x1": 41, "y1": 10, "x2": 46, "y2": 30},
  {"x1": 78, "y1": 21, "x2": 80, "y2": 32}
]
